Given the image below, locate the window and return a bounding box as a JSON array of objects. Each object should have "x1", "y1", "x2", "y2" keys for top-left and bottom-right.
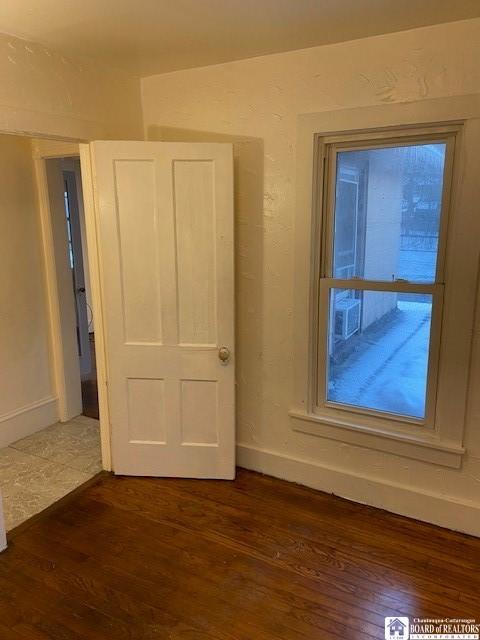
[
  {"x1": 291, "y1": 100, "x2": 480, "y2": 467},
  {"x1": 317, "y1": 137, "x2": 451, "y2": 427}
]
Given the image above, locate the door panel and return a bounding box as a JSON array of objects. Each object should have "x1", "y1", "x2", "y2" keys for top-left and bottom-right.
[
  {"x1": 114, "y1": 160, "x2": 163, "y2": 345},
  {"x1": 126, "y1": 377, "x2": 166, "y2": 444},
  {"x1": 180, "y1": 379, "x2": 218, "y2": 445},
  {"x1": 174, "y1": 160, "x2": 217, "y2": 346},
  {"x1": 85, "y1": 141, "x2": 235, "y2": 478}
]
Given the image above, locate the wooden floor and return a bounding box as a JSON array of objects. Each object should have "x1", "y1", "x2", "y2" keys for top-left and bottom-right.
[
  {"x1": 1, "y1": 469, "x2": 479, "y2": 639},
  {"x1": 81, "y1": 333, "x2": 99, "y2": 420}
]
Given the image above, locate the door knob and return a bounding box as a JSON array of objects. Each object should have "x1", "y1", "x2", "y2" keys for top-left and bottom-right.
[
  {"x1": 76, "y1": 287, "x2": 86, "y2": 293},
  {"x1": 218, "y1": 346, "x2": 231, "y2": 363}
]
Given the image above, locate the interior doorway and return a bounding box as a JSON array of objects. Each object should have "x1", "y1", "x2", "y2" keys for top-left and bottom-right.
[
  {"x1": 60, "y1": 159, "x2": 99, "y2": 420},
  {"x1": 0, "y1": 136, "x2": 103, "y2": 534},
  {"x1": 41, "y1": 151, "x2": 100, "y2": 424}
]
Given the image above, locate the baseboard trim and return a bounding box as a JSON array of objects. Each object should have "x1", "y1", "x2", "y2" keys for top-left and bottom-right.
[
  {"x1": 237, "y1": 443, "x2": 480, "y2": 537},
  {"x1": 0, "y1": 397, "x2": 58, "y2": 448}
]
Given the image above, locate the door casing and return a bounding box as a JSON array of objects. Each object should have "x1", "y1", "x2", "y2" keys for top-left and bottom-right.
[{"x1": 32, "y1": 138, "x2": 112, "y2": 469}]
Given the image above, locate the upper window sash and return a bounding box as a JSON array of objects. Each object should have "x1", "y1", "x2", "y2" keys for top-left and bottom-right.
[{"x1": 320, "y1": 132, "x2": 457, "y2": 286}]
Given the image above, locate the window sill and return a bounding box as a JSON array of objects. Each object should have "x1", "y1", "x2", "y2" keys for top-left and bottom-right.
[{"x1": 289, "y1": 409, "x2": 465, "y2": 468}]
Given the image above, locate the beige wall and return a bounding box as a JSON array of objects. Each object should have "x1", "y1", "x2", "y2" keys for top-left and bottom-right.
[
  {"x1": 0, "y1": 134, "x2": 57, "y2": 444},
  {"x1": 141, "y1": 18, "x2": 480, "y2": 533},
  {"x1": 0, "y1": 32, "x2": 143, "y2": 447},
  {"x1": 0, "y1": 32, "x2": 143, "y2": 141}
]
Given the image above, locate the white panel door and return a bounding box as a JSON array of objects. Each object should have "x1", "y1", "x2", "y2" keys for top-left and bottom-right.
[{"x1": 85, "y1": 141, "x2": 235, "y2": 478}]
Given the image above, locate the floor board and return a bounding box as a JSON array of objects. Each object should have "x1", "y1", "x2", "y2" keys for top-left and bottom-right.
[
  {"x1": 81, "y1": 333, "x2": 99, "y2": 420},
  {"x1": 2, "y1": 469, "x2": 479, "y2": 639}
]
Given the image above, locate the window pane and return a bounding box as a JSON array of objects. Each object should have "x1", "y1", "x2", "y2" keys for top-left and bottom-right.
[
  {"x1": 327, "y1": 289, "x2": 433, "y2": 419},
  {"x1": 333, "y1": 143, "x2": 446, "y2": 283}
]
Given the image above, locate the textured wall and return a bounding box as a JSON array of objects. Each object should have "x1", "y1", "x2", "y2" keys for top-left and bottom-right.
[
  {"x1": 141, "y1": 18, "x2": 480, "y2": 528},
  {"x1": 0, "y1": 31, "x2": 143, "y2": 452},
  {"x1": 0, "y1": 32, "x2": 143, "y2": 140},
  {"x1": 0, "y1": 134, "x2": 53, "y2": 415}
]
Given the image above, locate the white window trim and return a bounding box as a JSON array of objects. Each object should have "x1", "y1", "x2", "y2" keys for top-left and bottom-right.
[
  {"x1": 291, "y1": 95, "x2": 480, "y2": 468},
  {"x1": 316, "y1": 128, "x2": 454, "y2": 433}
]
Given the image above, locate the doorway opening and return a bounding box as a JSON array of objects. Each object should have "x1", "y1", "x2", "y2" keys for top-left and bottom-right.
[
  {"x1": 0, "y1": 136, "x2": 102, "y2": 534},
  {"x1": 61, "y1": 161, "x2": 99, "y2": 420}
]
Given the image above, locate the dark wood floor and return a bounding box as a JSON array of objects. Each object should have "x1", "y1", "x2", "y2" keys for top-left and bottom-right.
[
  {"x1": 81, "y1": 333, "x2": 99, "y2": 420},
  {"x1": 2, "y1": 469, "x2": 479, "y2": 639}
]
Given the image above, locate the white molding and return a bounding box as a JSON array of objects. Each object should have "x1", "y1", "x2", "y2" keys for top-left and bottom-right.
[
  {"x1": 31, "y1": 139, "x2": 79, "y2": 159},
  {"x1": 0, "y1": 396, "x2": 58, "y2": 448},
  {"x1": 33, "y1": 154, "x2": 70, "y2": 421},
  {"x1": 290, "y1": 411, "x2": 464, "y2": 468},
  {"x1": 79, "y1": 144, "x2": 112, "y2": 470},
  {"x1": 237, "y1": 444, "x2": 480, "y2": 538}
]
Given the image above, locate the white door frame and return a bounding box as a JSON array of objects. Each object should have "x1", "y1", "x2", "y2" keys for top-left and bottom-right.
[
  {"x1": 31, "y1": 137, "x2": 111, "y2": 470},
  {"x1": 78, "y1": 144, "x2": 111, "y2": 469}
]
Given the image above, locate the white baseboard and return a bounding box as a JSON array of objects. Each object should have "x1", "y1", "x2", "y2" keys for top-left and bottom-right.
[
  {"x1": 237, "y1": 443, "x2": 480, "y2": 538},
  {"x1": 0, "y1": 396, "x2": 58, "y2": 448}
]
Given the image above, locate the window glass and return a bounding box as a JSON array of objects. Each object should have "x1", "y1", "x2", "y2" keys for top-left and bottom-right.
[
  {"x1": 333, "y1": 144, "x2": 446, "y2": 283},
  {"x1": 327, "y1": 288, "x2": 433, "y2": 419}
]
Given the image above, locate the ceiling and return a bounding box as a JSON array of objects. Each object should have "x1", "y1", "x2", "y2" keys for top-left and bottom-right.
[{"x1": 1, "y1": 0, "x2": 479, "y2": 77}]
